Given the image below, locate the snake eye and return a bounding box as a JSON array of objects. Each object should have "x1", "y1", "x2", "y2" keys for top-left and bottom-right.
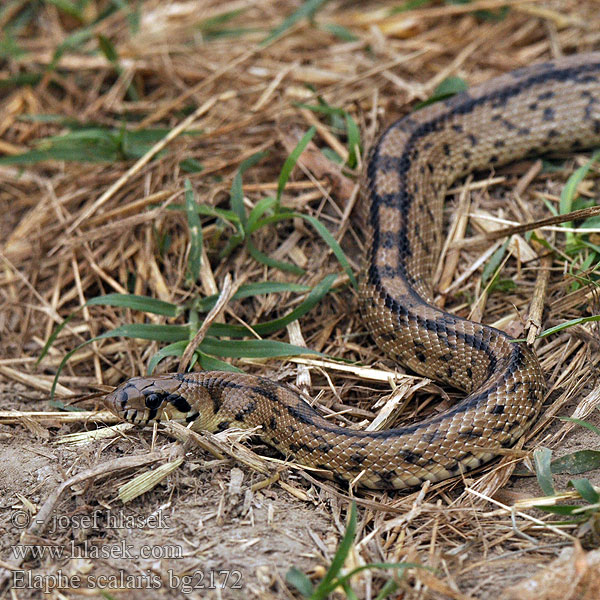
[{"x1": 145, "y1": 393, "x2": 164, "y2": 410}]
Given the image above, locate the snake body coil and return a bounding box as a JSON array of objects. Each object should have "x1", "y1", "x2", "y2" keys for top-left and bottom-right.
[{"x1": 105, "y1": 53, "x2": 600, "y2": 489}]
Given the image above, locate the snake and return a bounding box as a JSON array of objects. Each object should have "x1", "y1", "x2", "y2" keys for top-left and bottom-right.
[{"x1": 104, "y1": 53, "x2": 600, "y2": 489}]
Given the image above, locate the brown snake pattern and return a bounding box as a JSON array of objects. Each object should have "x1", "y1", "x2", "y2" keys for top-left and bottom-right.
[{"x1": 105, "y1": 53, "x2": 600, "y2": 489}]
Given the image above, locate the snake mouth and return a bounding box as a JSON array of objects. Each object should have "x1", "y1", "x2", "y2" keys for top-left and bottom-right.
[{"x1": 104, "y1": 376, "x2": 199, "y2": 426}]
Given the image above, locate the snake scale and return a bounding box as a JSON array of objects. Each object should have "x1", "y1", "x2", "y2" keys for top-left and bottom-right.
[{"x1": 105, "y1": 53, "x2": 600, "y2": 489}]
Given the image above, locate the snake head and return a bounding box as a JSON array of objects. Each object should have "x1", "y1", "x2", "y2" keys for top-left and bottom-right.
[{"x1": 104, "y1": 375, "x2": 198, "y2": 426}]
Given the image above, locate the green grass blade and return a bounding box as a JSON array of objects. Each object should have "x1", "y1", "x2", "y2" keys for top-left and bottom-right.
[
  {"x1": 96, "y1": 324, "x2": 190, "y2": 343},
  {"x1": 482, "y1": 238, "x2": 509, "y2": 285},
  {"x1": 37, "y1": 312, "x2": 78, "y2": 365},
  {"x1": 230, "y1": 150, "x2": 269, "y2": 230},
  {"x1": 97, "y1": 33, "x2": 119, "y2": 64},
  {"x1": 251, "y1": 273, "x2": 337, "y2": 335},
  {"x1": 0, "y1": 135, "x2": 118, "y2": 164},
  {"x1": 234, "y1": 281, "x2": 311, "y2": 297},
  {"x1": 344, "y1": 112, "x2": 361, "y2": 169},
  {"x1": 0, "y1": 33, "x2": 26, "y2": 59},
  {"x1": 390, "y1": 0, "x2": 435, "y2": 13},
  {"x1": 536, "y1": 505, "x2": 580, "y2": 516},
  {"x1": 568, "y1": 478, "x2": 600, "y2": 504},
  {"x1": 41, "y1": 295, "x2": 181, "y2": 371},
  {"x1": 374, "y1": 579, "x2": 400, "y2": 600},
  {"x1": 0, "y1": 72, "x2": 43, "y2": 89},
  {"x1": 294, "y1": 213, "x2": 357, "y2": 287},
  {"x1": 248, "y1": 210, "x2": 298, "y2": 232},
  {"x1": 48, "y1": 27, "x2": 94, "y2": 71},
  {"x1": 262, "y1": 0, "x2": 330, "y2": 45},
  {"x1": 293, "y1": 102, "x2": 345, "y2": 118},
  {"x1": 180, "y1": 158, "x2": 204, "y2": 173},
  {"x1": 276, "y1": 127, "x2": 316, "y2": 207},
  {"x1": 533, "y1": 447, "x2": 556, "y2": 496},
  {"x1": 230, "y1": 171, "x2": 247, "y2": 229},
  {"x1": 558, "y1": 417, "x2": 600, "y2": 438},
  {"x1": 46, "y1": 0, "x2": 87, "y2": 19},
  {"x1": 334, "y1": 562, "x2": 423, "y2": 591},
  {"x1": 198, "y1": 337, "x2": 320, "y2": 359},
  {"x1": 247, "y1": 210, "x2": 352, "y2": 284},
  {"x1": 313, "y1": 502, "x2": 357, "y2": 597},
  {"x1": 321, "y1": 23, "x2": 358, "y2": 41},
  {"x1": 198, "y1": 275, "x2": 335, "y2": 338},
  {"x1": 559, "y1": 151, "x2": 600, "y2": 242},
  {"x1": 204, "y1": 322, "x2": 260, "y2": 338},
  {"x1": 0, "y1": 127, "x2": 200, "y2": 165},
  {"x1": 550, "y1": 450, "x2": 600, "y2": 475},
  {"x1": 185, "y1": 179, "x2": 203, "y2": 282},
  {"x1": 86, "y1": 294, "x2": 181, "y2": 317},
  {"x1": 220, "y1": 231, "x2": 246, "y2": 258},
  {"x1": 414, "y1": 76, "x2": 468, "y2": 110},
  {"x1": 247, "y1": 196, "x2": 278, "y2": 232},
  {"x1": 147, "y1": 341, "x2": 188, "y2": 374},
  {"x1": 321, "y1": 148, "x2": 343, "y2": 164},
  {"x1": 535, "y1": 314, "x2": 600, "y2": 338},
  {"x1": 194, "y1": 204, "x2": 241, "y2": 226},
  {"x1": 199, "y1": 8, "x2": 245, "y2": 29},
  {"x1": 247, "y1": 240, "x2": 305, "y2": 275},
  {"x1": 193, "y1": 281, "x2": 311, "y2": 312},
  {"x1": 285, "y1": 566, "x2": 314, "y2": 597},
  {"x1": 197, "y1": 353, "x2": 243, "y2": 373},
  {"x1": 341, "y1": 582, "x2": 359, "y2": 600}
]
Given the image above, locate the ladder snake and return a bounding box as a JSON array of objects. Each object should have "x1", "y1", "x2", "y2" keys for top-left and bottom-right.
[{"x1": 104, "y1": 52, "x2": 600, "y2": 489}]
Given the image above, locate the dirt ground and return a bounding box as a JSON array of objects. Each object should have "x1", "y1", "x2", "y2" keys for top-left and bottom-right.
[
  {"x1": 2, "y1": 381, "x2": 599, "y2": 599},
  {"x1": 1, "y1": 381, "x2": 600, "y2": 599},
  {"x1": 0, "y1": 396, "x2": 334, "y2": 599},
  {"x1": 2, "y1": 1, "x2": 600, "y2": 599}
]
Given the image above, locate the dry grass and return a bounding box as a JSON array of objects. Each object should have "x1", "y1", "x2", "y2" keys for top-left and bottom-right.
[{"x1": 1, "y1": 1, "x2": 600, "y2": 598}]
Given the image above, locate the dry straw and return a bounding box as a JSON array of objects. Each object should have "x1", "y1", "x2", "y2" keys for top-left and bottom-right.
[{"x1": 1, "y1": 1, "x2": 600, "y2": 598}]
